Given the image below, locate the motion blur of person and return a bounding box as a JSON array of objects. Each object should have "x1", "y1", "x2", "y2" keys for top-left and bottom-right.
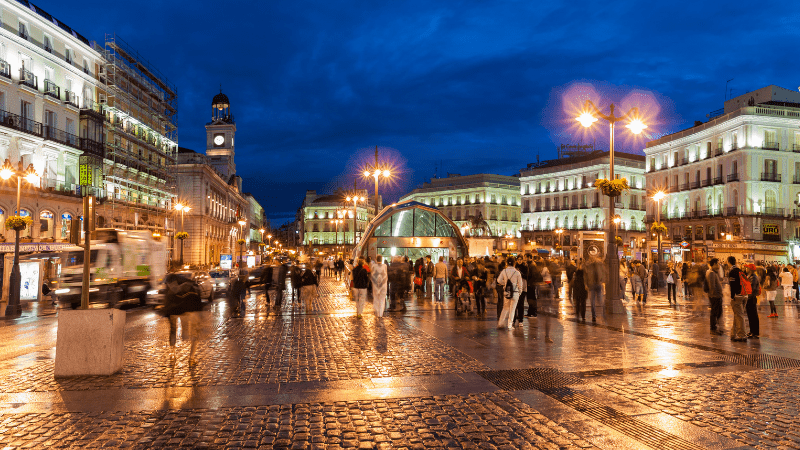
[
  {"x1": 472, "y1": 261, "x2": 488, "y2": 316},
  {"x1": 727, "y1": 257, "x2": 747, "y2": 342},
  {"x1": 163, "y1": 273, "x2": 205, "y2": 364},
  {"x1": 583, "y1": 256, "x2": 606, "y2": 322},
  {"x1": 666, "y1": 263, "x2": 678, "y2": 305},
  {"x1": 433, "y1": 256, "x2": 448, "y2": 306},
  {"x1": 548, "y1": 258, "x2": 562, "y2": 300},
  {"x1": 273, "y1": 262, "x2": 289, "y2": 309},
  {"x1": 619, "y1": 259, "x2": 629, "y2": 302},
  {"x1": 414, "y1": 257, "x2": 425, "y2": 297},
  {"x1": 706, "y1": 258, "x2": 723, "y2": 336},
  {"x1": 260, "y1": 264, "x2": 274, "y2": 305},
  {"x1": 352, "y1": 258, "x2": 370, "y2": 317},
  {"x1": 229, "y1": 271, "x2": 247, "y2": 317},
  {"x1": 526, "y1": 256, "x2": 541, "y2": 317},
  {"x1": 565, "y1": 259, "x2": 577, "y2": 304},
  {"x1": 371, "y1": 255, "x2": 389, "y2": 316},
  {"x1": 513, "y1": 255, "x2": 528, "y2": 327},
  {"x1": 314, "y1": 258, "x2": 324, "y2": 282},
  {"x1": 300, "y1": 267, "x2": 319, "y2": 309},
  {"x1": 388, "y1": 255, "x2": 409, "y2": 312},
  {"x1": 780, "y1": 267, "x2": 794, "y2": 311},
  {"x1": 572, "y1": 260, "x2": 588, "y2": 321},
  {"x1": 763, "y1": 266, "x2": 779, "y2": 319}
]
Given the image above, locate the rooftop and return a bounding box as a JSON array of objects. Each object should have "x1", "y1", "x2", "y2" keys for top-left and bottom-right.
[
  {"x1": 520, "y1": 150, "x2": 645, "y2": 176},
  {"x1": 15, "y1": 0, "x2": 92, "y2": 47}
]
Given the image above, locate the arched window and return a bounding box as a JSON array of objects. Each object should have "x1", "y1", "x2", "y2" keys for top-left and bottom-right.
[
  {"x1": 18, "y1": 209, "x2": 31, "y2": 238},
  {"x1": 39, "y1": 211, "x2": 54, "y2": 239},
  {"x1": 765, "y1": 190, "x2": 776, "y2": 210}
]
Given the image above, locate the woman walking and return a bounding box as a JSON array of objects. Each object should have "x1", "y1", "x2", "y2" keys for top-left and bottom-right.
[{"x1": 371, "y1": 255, "x2": 388, "y2": 317}]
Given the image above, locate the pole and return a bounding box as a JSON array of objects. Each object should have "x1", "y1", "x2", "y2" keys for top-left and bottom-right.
[
  {"x1": 6, "y1": 177, "x2": 24, "y2": 316},
  {"x1": 81, "y1": 196, "x2": 91, "y2": 310},
  {"x1": 605, "y1": 115, "x2": 620, "y2": 311},
  {"x1": 657, "y1": 198, "x2": 662, "y2": 271},
  {"x1": 374, "y1": 145, "x2": 380, "y2": 213}
]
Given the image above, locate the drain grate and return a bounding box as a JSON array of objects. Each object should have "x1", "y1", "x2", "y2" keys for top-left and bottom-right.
[
  {"x1": 569, "y1": 359, "x2": 734, "y2": 379},
  {"x1": 719, "y1": 353, "x2": 800, "y2": 369},
  {"x1": 476, "y1": 367, "x2": 583, "y2": 390},
  {"x1": 545, "y1": 386, "x2": 706, "y2": 450}
]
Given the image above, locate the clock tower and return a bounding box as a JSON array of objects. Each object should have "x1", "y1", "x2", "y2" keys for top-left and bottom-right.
[{"x1": 205, "y1": 90, "x2": 237, "y2": 179}]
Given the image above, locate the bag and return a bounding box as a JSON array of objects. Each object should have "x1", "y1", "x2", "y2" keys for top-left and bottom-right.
[
  {"x1": 667, "y1": 273, "x2": 674, "y2": 284},
  {"x1": 414, "y1": 276, "x2": 423, "y2": 286},
  {"x1": 739, "y1": 272, "x2": 752, "y2": 295},
  {"x1": 504, "y1": 272, "x2": 514, "y2": 299}
]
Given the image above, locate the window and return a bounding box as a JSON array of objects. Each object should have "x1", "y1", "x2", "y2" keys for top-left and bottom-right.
[
  {"x1": 82, "y1": 59, "x2": 90, "y2": 75},
  {"x1": 765, "y1": 159, "x2": 777, "y2": 175},
  {"x1": 18, "y1": 21, "x2": 28, "y2": 40},
  {"x1": 732, "y1": 160, "x2": 738, "y2": 175},
  {"x1": 765, "y1": 190, "x2": 776, "y2": 210},
  {"x1": 731, "y1": 131, "x2": 738, "y2": 149},
  {"x1": 43, "y1": 35, "x2": 52, "y2": 53},
  {"x1": 65, "y1": 47, "x2": 73, "y2": 64},
  {"x1": 764, "y1": 129, "x2": 777, "y2": 149}
]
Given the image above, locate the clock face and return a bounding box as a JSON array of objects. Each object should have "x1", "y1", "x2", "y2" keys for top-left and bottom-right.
[{"x1": 213, "y1": 135, "x2": 225, "y2": 146}]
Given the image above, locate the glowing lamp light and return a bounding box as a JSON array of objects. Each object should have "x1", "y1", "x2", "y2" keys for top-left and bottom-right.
[
  {"x1": 238, "y1": 219, "x2": 246, "y2": 226},
  {"x1": 0, "y1": 160, "x2": 13, "y2": 180},
  {"x1": 175, "y1": 203, "x2": 184, "y2": 211},
  {"x1": 653, "y1": 191, "x2": 666, "y2": 202},
  {"x1": 363, "y1": 171, "x2": 371, "y2": 177},
  {"x1": 626, "y1": 118, "x2": 647, "y2": 134},
  {"x1": 383, "y1": 170, "x2": 390, "y2": 177},
  {"x1": 576, "y1": 112, "x2": 598, "y2": 128}
]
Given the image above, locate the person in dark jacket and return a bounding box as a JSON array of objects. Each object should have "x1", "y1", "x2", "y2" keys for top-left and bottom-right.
[
  {"x1": 274, "y1": 263, "x2": 289, "y2": 309},
  {"x1": 300, "y1": 268, "x2": 319, "y2": 309},
  {"x1": 572, "y1": 261, "x2": 588, "y2": 321},
  {"x1": 388, "y1": 256, "x2": 410, "y2": 311},
  {"x1": 260, "y1": 265, "x2": 274, "y2": 305},
  {"x1": 163, "y1": 273, "x2": 205, "y2": 364},
  {"x1": 351, "y1": 258, "x2": 370, "y2": 316},
  {"x1": 472, "y1": 261, "x2": 488, "y2": 316},
  {"x1": 527, "y1": 257, "x2": 542, "y2": 317},
  {"x1": 706, "y1": 258, "x2": 723, "y2": 335},
  {"x1": 565, "y1": 259, "x2": 577, "y2": 304},
  {"x1": 290, "y1": 265, "x2": 302, "y2": 301},
  {"x1": 229, "y1": 272, "x2": 247, "y2": 317}
]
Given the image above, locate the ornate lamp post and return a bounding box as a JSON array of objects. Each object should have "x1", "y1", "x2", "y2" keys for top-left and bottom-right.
[
  {"x1": 175, "y1": 203, "x2": 190, "y2": 265},
  {"x1": 345, "y1": 195, "x2": 365, "y2": 251},
  {"x1": 577, "y1": 101, "x2": 647, "y2": 311},
  {"x1": 362, "y1": 146, "x2": 391, "y2": 213},
  {"x1": 0, "y1": 160, "x2": 39, "y2": 316},
  {"x1": 652, "y1": 191, "x2": 666, "y2": 265},
  {"x1": 238, "y1": 218, "x2": 246, "y2": 266},
  {"x1": 259, "y1": 228, "x2": 265, "y2": 260}
]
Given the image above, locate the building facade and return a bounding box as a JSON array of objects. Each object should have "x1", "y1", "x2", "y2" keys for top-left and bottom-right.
[
  {"x1": 298, "y1": 189, "x2": 375, "y2": 256},
  {"x1": 519, "y1": 150, "x2": 647, "y2": 259},
  {"x1": 644, "y1": 85, "x2": 800, "y2": 264},
  {"x1": 399, "y1": 173, "x2": 521, "y2": 252}
]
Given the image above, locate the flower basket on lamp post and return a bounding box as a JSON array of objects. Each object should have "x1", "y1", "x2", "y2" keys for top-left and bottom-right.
[
  {"x1": 594, "y1": 178, "x2": 629, "y2": 198},
  {"x1": 5, "y1": 215, "x2": 32, "y2": 316},
  {"x1": 237, "y1": 238, "x2": 246, "y2": 267}
]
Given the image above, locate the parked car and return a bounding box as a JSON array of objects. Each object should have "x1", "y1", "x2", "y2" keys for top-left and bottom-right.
[{"x1": 209, "y1": 269, "x2": 233, "y2": 293}]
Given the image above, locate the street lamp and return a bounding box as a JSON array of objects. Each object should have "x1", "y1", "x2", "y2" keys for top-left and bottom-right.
[
  {"x1": 346, "y1": 195, "x2": 365, "y2": 250},
  {"x1": 331, "y1": 217, "x2": 343, "y2": 254},
  {"x1": 238, "y1": 218, "x2": 246, "y2": 267},
  {"x1": 652, "y1": 191, "x2": 666, "y2": 265},
  {"x1": 577, "y1": 100, "x2": 647, "y2": 311},
  {"x1": 362, "y1": 145, "x2": 392, "y2": 213},
  {"x1": 555, "y1": 228, "x2": 563, "y2": 254},
  {"x1": 175, "y1": 203, "x2": 190, "y2": 265},
  {"x1": 1, "y1": 160, "x2": 38, "y2": 316},
  {"x1": 259, "y1": 228, "x2": 265, "y2": 260}
]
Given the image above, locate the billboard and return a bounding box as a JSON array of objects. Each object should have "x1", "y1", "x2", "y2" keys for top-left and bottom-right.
[{"x1": 220, "y1": 254, "x2": 233, "y2": 270}]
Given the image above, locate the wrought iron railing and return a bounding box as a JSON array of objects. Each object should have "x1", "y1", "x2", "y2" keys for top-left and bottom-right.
[
  {"x1": 19, "y1": 69, "x2": 37, "y2": 90},
  {"x1": 44, "y1": 80, "x2": 60, "y2": 100}
]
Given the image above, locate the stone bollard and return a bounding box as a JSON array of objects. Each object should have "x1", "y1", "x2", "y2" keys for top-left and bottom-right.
[{"x1": 55, "y1": 309, "x2": 126, "y2": 377}]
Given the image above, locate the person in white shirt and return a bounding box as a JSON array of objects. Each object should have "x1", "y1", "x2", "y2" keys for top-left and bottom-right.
[
  {"x1": 496, "y1": 257, "x2": 522, "y2": 330},
  {"x1": 780, "y1": 267, "x2": 794, "y2": 305}
]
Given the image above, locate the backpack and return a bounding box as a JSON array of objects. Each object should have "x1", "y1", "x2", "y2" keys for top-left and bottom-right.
[
  {"x1": 503, "y1": 269, "x2": 515, "y2": 299},
  {"x1": 739, "y1": 271, "x2": 752, "y2": 296}
]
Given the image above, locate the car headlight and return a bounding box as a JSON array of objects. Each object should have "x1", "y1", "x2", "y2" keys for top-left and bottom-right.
[
  {"x1": 54, "y1": 288, "x2": 70, "y2": 294},
  {"x1": 219, "y1": 283, "x2": 226, "y2": 287},
  {"x1": 248, "y1": 276, "x2": 255, "y2": 280}
]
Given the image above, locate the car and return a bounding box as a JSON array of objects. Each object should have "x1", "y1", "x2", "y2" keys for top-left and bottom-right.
[
  {"x1": 243, "y1": 266, "x2": 268, "y2": 288},
  {"x1": 209, "y1": 269, "x2": 233, "y2": 293},
  {"x1": 173, "y1": 271, "x2": 215, "y2": 301}
]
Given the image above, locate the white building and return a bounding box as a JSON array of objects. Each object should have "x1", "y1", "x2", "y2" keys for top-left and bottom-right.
[
  {"x1": 519, "y1": 150, "x2": 647, "y2": 259},
  {"x1": 399, "y1": 173, "x2": 521, "y2": 252},
  {"x1": 298, "y1": 189, "x2": 375, "y2": 255},
  {"x1": 644, "y1": 85, "x2": 800, "y2": 264}
]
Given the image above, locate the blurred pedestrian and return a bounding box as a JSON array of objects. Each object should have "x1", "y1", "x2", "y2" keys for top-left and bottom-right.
[
  {"x1": 666, "y1": 262, "x2": 678, "y2": 305},
  {"x1": 163, "y1": 273, "x2": 205, "y2": 365},
  {"x1": 496, "y1": 257, "x2": 522, "y2": 330},
  {"x1": 472, "y1": 261, "x2": 488, "y2": 316},
  {"x1": 300, "y1": 267, "x2": 319, "y2": 309},
  {"x1": 388, "y1": 255, "x2": 408, "y2": 312},
  {"x1": 371, "y1": 255, "x2": 389, "y2": 316},
  {"x1": 763, "y1": 266, "x2": 779, "y2": 319},
  {"x1": 572, "y1": 260, "x2": 588, "y2": 321},
  {"x1": 727, "y1": 257, "x2": 747, "y2": 342},
  {"x1": 780, "y1": 267, "x2": 793, "y2": 310},
  {"x1": 583, "y1": 256, "x2": 606, "y2": 322},
  {"x1": 706, "y1": 258, "x2": 723, "y2": 335},
  {"x1": 352, "y1": 258, "x2": 370, "y2": 317},
  {"x1": 433, "y1": 256, "x2": 448, "y2": 306},
  {"x1": 229, "y1": 271, "x2": 247, "y2": 317}
]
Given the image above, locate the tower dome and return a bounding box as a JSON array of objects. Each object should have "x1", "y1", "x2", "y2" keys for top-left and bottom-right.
[{"x1": 210, "y1": 88, "x2": 234, "y2": 124}]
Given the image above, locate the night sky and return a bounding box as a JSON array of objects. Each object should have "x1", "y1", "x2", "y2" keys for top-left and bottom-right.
[{"x1": 45, "y1": 0, "x2": 800, "y2": 225}]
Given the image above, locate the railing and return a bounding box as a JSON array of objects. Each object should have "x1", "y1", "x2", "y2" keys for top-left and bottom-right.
[
  {"x1": 794, "y1": 176, "x2": 800, "y2": 185},
  {"x1": 761, "y1": 173, "x2": 781, "y2": 182},
  {"x1": 762, "y1": 141, "x2": 780, "y2": 151},
  {"x1": 0, "y1": 59, "x2": 10, "y2": 79},
  {"x1": 44, "y1": 80, "x2": 60, "y2": 100},
  {"x1": 679, "y1": 182, "x2": 689, "y2": 191},
  {"x1": 701, "y1": 179, "x2": 711, "y2": 187},
  {"x1": 794, "y1": 144, "x2": 800, "y2": 153},
  {"x1": 43, "y1": 125, "x2": 79, "y2": 149},
  {"x1": 65, "y1": 90, "x2": 79, "y2": 108},
  {"x1": 83, "y1": 98, "x2": 95, "y2": 110},
  {"x1": 614, "y1": 202, "x2": 623, "y2": 208},
  {"x1": 714, "y1": 146, "x2": 723, "y2": 157},
  {"x1": 580, "y1": 203, "x2": 588, "y2": 209},
  {"x1": 19, "y1": 29, "x2": 28, "y2": 40},
  {"x1": 80, "y1": 138, "x2": 105, "y2": 158},
  {"x1": 690, "y1": 180, "x2": 700, "y2": 189},
  {"x1": 727, "y1": 173, "x2": 739, "y2": 182},
  {"x1": 522, "y1": 207, "x2": 530, "y2": 213},
  {"x1": 725, "y1": 206, "x2": 738, "y2": 216},
  {"x1": 534, "y1": 207, "x2": 542, "y2": 212},
  {"x1": 19, "y1": 69, "x2": 37, "y2": 90},
  {"x1": 591, "y1": 201, "x2": 600, "y2": 208},
  {"x1": 713, "y1": 176, "x2": 723, "y2": 185},
  {"x1": 630, "y1": 203, "x2": 639, "y2": 211},
  {"x1": 760, "y1": 207, "x2": 785, "y2": 218},
  {"x1": 0, "y1": 109, "x2": 42, "y2": 136},
  {"x1": 676, "y1": 157, "x2": 686, "y2": 166}
]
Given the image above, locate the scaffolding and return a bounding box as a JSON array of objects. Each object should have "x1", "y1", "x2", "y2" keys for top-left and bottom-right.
[{"x1": 99, "y1": 33, "x2": 178, "y2": 232}]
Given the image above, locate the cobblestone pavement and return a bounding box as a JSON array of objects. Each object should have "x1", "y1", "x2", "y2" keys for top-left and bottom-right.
[
  {"x1": 0, "y1": 391, "x2": 594, "y2": 449},
  {"x1": 3, "y1": 274, "x2": 800, "y2": 448},
  {"x1": 599, "y1": 367, "x2": 800, "y2": 449}
]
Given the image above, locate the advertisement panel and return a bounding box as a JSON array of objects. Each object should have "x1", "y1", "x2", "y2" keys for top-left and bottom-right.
[{"x1": 220, "y1": 254, "x2": 233, "y2": 270}]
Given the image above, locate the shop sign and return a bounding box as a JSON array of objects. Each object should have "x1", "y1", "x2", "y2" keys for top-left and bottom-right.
[
  {"x1": 763, "y1": 224, "x2": 780, "y2": 235},
  {"x1": 680, "y1": 240, "x2": 690, "y2": 248}
]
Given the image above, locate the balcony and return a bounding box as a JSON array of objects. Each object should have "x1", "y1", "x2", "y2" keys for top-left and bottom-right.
[
  {"x1": 43, "y1": 125, "x2": 79, "y2": 149},
  {"x1": 714, "y1": 146, "x2": 723, "y2": 157},
  {"x1": 725, "y1": 206, "x2": 739, "y2": 216},
  {"x1": 580, "y1": 203, "x2": 588, "y2": 209},
  {"x1": 80, "y1": 138, "x2": 105, "y2": 158},
  {"x1": 701, "y1": 179, "x2": 711, "y2": 187},
  {"x1": 690, "y1": 180, "x2": 700, "y2": 189},
  {"x1": 0, "y1": 59, "x2": 9, "y2": 80},
  {"x1": 727, "y1": 173, "x2": 740, "y2": 182},
  {"x1": 713, "y1": 176, "x2": 723, "y2": 185},
  {"x1": 760, "y1": 173, "x2": 781, "y2": 182},
  {"x1": 794, "y1": 176, "x2": 800, "y2": 185},
  {"x1": 591, "y1": 201, "x2": 600, "y2": 208},
  {"x1": 794, "y1": 144, "x2": 800, "y2": 153},
  {"x1": 0, "y1": 109, "x2": 41, "y2": 137},
  {"x1": 19, "y1": 69, "x2": 37, "y2": 90},
  {"x1": 679, "y1": 182, "x2": 689, "y2": 191},
  {"x1": 762, "y1": 141, "x2": 780, "y2": 151},
  {"x1": 760, "y1": 207, "x2": 785, "y2": 218},
  {"x1": 44, "y1": 80, "x2": 60, "y2": 100},
  {"x1": 534, "y1": 207, "x2": 542, "y2": 212},
  {"x1": 676, "y1": 157, "x2": 686, "y2": 166},
  {"x1": 64, "y1": 90, "x2": 79, "y2": 108},
  {"x1": 522, "y1": 207, "x2": 530, "y2": 213},
  {"x1": 630, "y1": 203, "x2": 639, "y2": 211}
]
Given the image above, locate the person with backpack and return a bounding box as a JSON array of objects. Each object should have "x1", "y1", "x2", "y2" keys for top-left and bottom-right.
[
  {"x1": 706, "y1": 258, "x2": 723, "y2": 335},
  {"x1": 727, "y1": 257, "x2": 747, "y2": 342},
  {"x1": 496, "y1": 257, "x2": 522, "y2": 330},
  {"x1": 666, "y1": 263, "x2": 678, "y2": 305}
]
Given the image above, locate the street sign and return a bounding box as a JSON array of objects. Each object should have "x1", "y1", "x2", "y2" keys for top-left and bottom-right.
[{"x1": 220, "y1": 254, "x2": 233, "y2": 270}]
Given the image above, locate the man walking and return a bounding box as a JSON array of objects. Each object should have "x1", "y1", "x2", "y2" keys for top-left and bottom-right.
[
  {"x1": 583, "y1": 256, "x2": 606, "y2": 322},
  {"x1": 727, "y1": 256, "x2": 747, "y2": 342},
  {"x1": 433, "y1": 256, "x2": 448, "y2": 306},
  {"x1": 706, "y1": 258, "x2": 723, "y2": 335},
  {"x1": 496, "y1": 257, "x2": 522, "y2": 330}
]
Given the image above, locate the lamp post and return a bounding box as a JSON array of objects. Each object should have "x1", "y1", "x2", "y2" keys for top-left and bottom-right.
[
  {"x1": 238, "y1": 218, "x2": 246, "y2": 267},
  {"x1": 555, "y1": 228, "x2": 563, "y2": 254},
  {"x1": 362, "y1": 145, "x2": 391, "y2": 213},
  {"x1": 652, "y1": 191, "x2": 666, "y2": 265},
  {"x1": 345, "y1": 195, "x2": 365, "y2": 251},
  {"x1": 0, "y1": 160, "x2": 39, "y2": 317},
  {"x1": 331, "y1": 217, "x2": 343, "y2": 254},
  {"x1": 259, "y1": 228, "x2": 265, "y2": 261},
  {"x1": 577, "y1": 101, "x2": 647, "y2": 311},
  {"x1": 175, "y1": 203, "x2": 190, "y2": 265}
]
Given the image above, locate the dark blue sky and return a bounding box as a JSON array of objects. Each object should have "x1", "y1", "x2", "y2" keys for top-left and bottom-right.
[{"x1": 47, "y1": 0, "x2": 799, "y2": 225}]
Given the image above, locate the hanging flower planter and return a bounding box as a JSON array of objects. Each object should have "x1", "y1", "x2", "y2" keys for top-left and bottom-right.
[
  {"x1": 5, "y1": 216, "x2": 32, "y2": 232},
  {"x1": 651, "y1": 222, "x2": 668, "y2": 235},
  {"x1": 237, "y1": 238, "x2": 246, "y2": 245},
  {"x1": 175, "y1": 231, "x2": 189, "y2": 240},
  {"x1": 594, "y1": 178, "x2": 629, "y2": 197},
  {"x1": 615, "y1": 236, "x2": 623, "y2": 246}
]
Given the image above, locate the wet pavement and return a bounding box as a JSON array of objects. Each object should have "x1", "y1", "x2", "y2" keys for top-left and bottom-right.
[{"x1": 0, "y1": 276, "x2": 796, "y2": 449}]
